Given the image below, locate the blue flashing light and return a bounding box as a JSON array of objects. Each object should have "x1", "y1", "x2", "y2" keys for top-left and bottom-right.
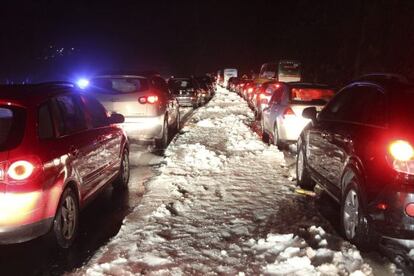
[{"x1": 77, "y1": 78, "x2": 90, "y2": 89}]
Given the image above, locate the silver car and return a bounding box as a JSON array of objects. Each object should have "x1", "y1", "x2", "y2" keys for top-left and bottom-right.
[
  {"x1": 168, "y1": 78, "x2": 200, "y2": 108},
  {"x1": 86, "y1": 73, "x2": 180, "y2": 149},
  {"x1": 261, "y1": 83, "x2": 334, "y2": 149}
]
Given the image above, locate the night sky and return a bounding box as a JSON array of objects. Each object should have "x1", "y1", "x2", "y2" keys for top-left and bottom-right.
[{"x1": 1, "y1": 0, "x2": 414, "y2": 84}]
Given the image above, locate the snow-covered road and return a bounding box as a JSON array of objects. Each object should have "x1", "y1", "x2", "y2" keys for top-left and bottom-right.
[{"x1": 72, "y1": 87, "x2": 396, "y2": 275}]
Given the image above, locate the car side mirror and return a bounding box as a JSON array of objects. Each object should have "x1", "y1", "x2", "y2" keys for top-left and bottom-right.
[
  {"x1": 302, "y1": 107, "x2": 317, "y2": 122},
  {"x1": 109, "y1": 112, "x2": 125, "y2": 124}
]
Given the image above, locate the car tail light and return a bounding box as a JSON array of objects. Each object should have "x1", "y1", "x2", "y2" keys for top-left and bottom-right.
[
  {"x1": 8, "y1": 161, "x2": 35, "y2": 181},
  {"x1": 405, "y1": 203, "x2": 414, "y2": 217},
  {"x1": 248, "y1": 87, "x2": 253, "y2": 94},
  {"x1": 139, "y1": 95, "x2": 159, "y2": 104},
  {"x1": 0, "y1": 162, "x2": 5, "y2": 181},
  {"x1": 282, "y1": 107, "x2": 296, "y2": 118},
  {"x1": 259, "y1": 93, "x2": 267, "y2": 100},
  {"x1": 388, "y1": 140, "x2": 414, "y2": 175}
]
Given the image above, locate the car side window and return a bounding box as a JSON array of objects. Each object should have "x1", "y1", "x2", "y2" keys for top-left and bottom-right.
[
  {"x1": 268, "y1": 85, "x2": 283, "y2": 105},
  {"x1": 38, "y1": 102, "x2": 55, "y2": 139},
  {"x1": 80, "y1": 95, "x2": 109, "y2": 128},
  {"x1": 350, "y1": 87, "x2": 386, "y2": 126},
  {"x1": 50, "y1": 94, "x2": 87, "y2": 136},
  {"x1": 319, "y1": 86, "x2": 386, "y2": 126},
  {"x1": 318, "y1": 87, "x2": 355, "y2": 121}
]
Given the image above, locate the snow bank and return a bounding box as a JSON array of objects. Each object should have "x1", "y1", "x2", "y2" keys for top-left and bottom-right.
[{"x1": 71, "y1": 87, "x2": 376, "y2": 275}]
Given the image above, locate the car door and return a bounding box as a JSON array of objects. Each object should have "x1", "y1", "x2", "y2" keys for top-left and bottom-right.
[
  {"x1": 153, "y1": 76, "x2": 178, "y2": 126},
  {"x1": 306, "y1": 88, "x2": 355, "y2": 196},
  {"x1": 326, "y1": 85, "x2": 387, "y2": 191},
  {"x1": 80, "y1": 95, "x2": 122, "y2": 182},
  {"x1": 50, "y1": 94, "x2": 103, "y2": 199}
]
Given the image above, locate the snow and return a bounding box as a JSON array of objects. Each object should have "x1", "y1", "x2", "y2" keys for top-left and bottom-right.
[{"x1": 71, "y1": 87, "x2": 377, "y2": 275}]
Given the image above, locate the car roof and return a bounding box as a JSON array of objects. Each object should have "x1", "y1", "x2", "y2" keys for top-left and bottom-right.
[
  {"x1": 0, "y1": 82, "x2": 77, "y2": 107},
  {"x1": 283, "y1": 82, "x2": 332, "y2": 89}
]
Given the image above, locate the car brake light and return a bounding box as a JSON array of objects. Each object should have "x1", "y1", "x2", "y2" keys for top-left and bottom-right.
[
  {"x1": 389, "y1": 140, "x2": 414, "y2": 161},
  {"x1": 405, "y1": 203, "x2": 414, "y2": 217},
  {"x1": 139, "y1": 95, "x2": 159, "y2": 104},
  {"x1": 248, "y1": 87, "x2": 253, "y2": 93},
  {"x1": 388, "y1": 140, "x2": 414, "y2": 175},
  {"x1": 259, "y1": 93, "x2": 267, "y2": 100},
  {"x1": 7, "y1": 161, "x2": 35, "y2": 181},
  {"x1": 0, "y1": 164, "x2": 4, "y2": 181},
  {"x1": 282, "y1": 107, "x2": 296, "y2": 118},
  {"x1": 147, "y1": 95, "x2": 158, "y2": 104}
]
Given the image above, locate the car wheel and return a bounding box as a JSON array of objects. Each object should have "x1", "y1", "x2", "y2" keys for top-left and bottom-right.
[
  {"x1": 273, "y1": 124, "x2": 283, "y2": 150},
  {"x1": 155, "y1": 117, "x2": 169, "y2": 149},
  {"x1": 113, "y1": 148, "x2": 130, "y2": 190},
  {"x1": 175, "y1": 112, "x2": 181, "y2": 133},
  {"x1": 296, "y1": 144, "x2": 316, "y2": 190},
  {"x1": 340, "y1": 171, "x2": 375, "y2": 250},
  {"x1": 53, "y1": 187, "x2": 79, "y2": 248},
  {"x1": 261, "y1": 119, "x2": 269, "y2": 144}
]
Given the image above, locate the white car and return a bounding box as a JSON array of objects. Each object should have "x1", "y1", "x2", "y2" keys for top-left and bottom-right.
[
  {"x1": 85, "y1": 73, "x2": 180, "y2": 149},
  {"x1": 261, "y1": 83, "x2": 334, "y2": 149}
]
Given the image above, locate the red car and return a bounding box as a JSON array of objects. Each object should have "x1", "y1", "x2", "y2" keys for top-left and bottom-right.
[{"x1": 0, "y1": 82, "x2": 129, "y2": 248}]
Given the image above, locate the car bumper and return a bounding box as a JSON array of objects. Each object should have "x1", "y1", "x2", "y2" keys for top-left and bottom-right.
[
  {"x1": 176, "y1": 97, "x2": 197, "y2": 107},
  {"x1": 278, "y1": 117, "x2": 311, "y2": 142},
  {"x1": 121, "y1": 115, "x2": 164, "y2": 141},
  {"x1": 0, "y1": 218, "x2": 53, "y2": 244},
  {"x1": 368, "y1": 188, "x2": 414, "y2": 239}
]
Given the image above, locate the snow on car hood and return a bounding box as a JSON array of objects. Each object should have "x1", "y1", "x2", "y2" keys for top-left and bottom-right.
[{"x1": 71, "y1": 87, "x2": 376, "y2": 275}]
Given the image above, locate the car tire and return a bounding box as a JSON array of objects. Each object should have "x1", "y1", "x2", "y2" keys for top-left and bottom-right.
[
  {"x1": 155, "y1": 117, "x2": 169, "y2": 149},
  {"x1": 53, "y1": 187, "x2": 79, "y2": 249},
  {"x1": 340, "y1": 171, "x2": 375, "y2": 250},
  {"x1": 175, "y1": 112, "x2": 181, "y2": 133},
  {"x1": 113, "y1": 148, "x2": 130, "y2": 190},
  {"x1": 273, "y1": 124, "x2": 284, "y2": 150},
  {"x1": 261, "y1": 119, "x2": 270, "y2": 144},
  {"x1": 296, "y1": 143, "x2": 316, "y2": 190}
]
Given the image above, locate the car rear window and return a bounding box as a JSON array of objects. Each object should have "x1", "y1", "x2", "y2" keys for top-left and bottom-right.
[
  {"x1": 168, "y1": 80, "x2": 194, "y2": 93},
  {"x1": 0, "y1": 106, "x2": 26, "y2": 151},
  {"x1": 90, "y1": 77, "x2": 149, "y2": 94},
  {"x1": 290, "y1": 87, "x2": 334, "y2": 104}
]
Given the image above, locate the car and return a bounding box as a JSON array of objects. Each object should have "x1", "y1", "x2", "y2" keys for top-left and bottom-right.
[
  {"x1": 168, "y1": 77, "x2": 199, "y2": 108},
  {"x1": 194, "y1": 78, "x2": 212, "y2": 104},
  {"x1": 0, "y1": 82, "x2": 129, "y2": 248},
  {"x1": 296, "y1": 75, "x2": 414, "y2": 249},
  {"x1": 261, "y1": 82, "x2": 334, "y2": 149},
  {"x1": 241, "y1": 80, "x2": 255, "y2": 100},
  {"x1": 252, "y1": 81, "x2": 279, "y2": 119},
  {"x1": 235, "y1": 79, "x2": 252, "y2": 95},
  {"x1": 227, "y1": 76, "x2": 238, "y2": 91},
  {"x1": 196, "y1": 75, "x2": 215, "y2": 99},
  {"x1": 86, "y1": 73, "x2": 180, "y2": 149}
]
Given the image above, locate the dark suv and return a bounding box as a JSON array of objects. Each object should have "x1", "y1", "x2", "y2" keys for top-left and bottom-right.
[
  {"x1": 297, "y1": 75, "x2": 414, "y2": 248},
  {"x1": 0, "y1": 82, "x2": 129, "y2": 248}
]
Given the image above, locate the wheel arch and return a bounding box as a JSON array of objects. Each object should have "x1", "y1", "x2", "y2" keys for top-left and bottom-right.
[{"x1": 341, "y1": 157, "x2": 368, "y2": 203}]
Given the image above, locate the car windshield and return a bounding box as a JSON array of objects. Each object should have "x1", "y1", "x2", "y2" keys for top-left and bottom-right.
[
  {"x1": 290, "y1": 87, "x2": 334, "y2": 104},
  {"x1": 90, "y1": 77, "x2": 149, "y2": 94},
  {"x1": 0, "y1": 106, "x2": 26, "y2": 151}
]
